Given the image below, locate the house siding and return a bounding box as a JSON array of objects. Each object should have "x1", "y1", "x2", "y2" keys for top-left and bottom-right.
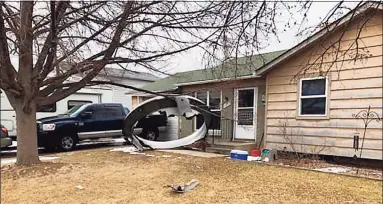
[{"x1": 265, "y1": 13, "x2": 383, "y2": 160}]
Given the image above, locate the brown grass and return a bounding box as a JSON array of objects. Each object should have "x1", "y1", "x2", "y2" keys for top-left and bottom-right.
[{"x1": 1, "y1": 148, "x2": 382, "y2": 204}]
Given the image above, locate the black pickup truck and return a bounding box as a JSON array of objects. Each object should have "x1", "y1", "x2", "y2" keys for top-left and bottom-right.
[{"x1": 37, "y1": 103, "x2": 167, "y2": 151}]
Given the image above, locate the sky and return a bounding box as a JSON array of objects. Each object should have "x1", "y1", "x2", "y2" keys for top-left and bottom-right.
[{"x1": 145, "y1": 1, "x2": 359, "y2": 76}]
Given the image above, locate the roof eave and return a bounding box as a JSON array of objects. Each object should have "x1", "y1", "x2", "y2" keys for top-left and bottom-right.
[
  {"x1": 125, "y1": 87, "x2": 179, "y2": 95},
  {"x1": 176, "y1": 74, "x2": 263, "y2": 87}
]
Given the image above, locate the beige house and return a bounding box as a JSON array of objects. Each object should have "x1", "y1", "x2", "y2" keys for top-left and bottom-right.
[{"x1": 129, "y1": 3, "x2": 382, "y2": 160}]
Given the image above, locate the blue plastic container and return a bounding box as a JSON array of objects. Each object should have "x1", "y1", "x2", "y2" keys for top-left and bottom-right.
[{"x1": 230, "y1": 150, "x2": 248, "y2": 160}]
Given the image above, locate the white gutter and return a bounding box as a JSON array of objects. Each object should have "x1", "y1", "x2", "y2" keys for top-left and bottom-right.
[
  {"x1": 125, "y1": 87, "x2": 179, "y2": 95},
  {"x1": 257, "y1": 2, "x2": 382, "y2": 76}
]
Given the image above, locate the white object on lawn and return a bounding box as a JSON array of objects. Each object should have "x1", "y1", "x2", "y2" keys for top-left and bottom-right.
[
  {"x1": 110, "y1": 146, "x2": 156, "y2": 157},
  {"x1": 162, "y1": 155, "x2": 172, "y2": 158},
  {"x1": 110, "y1": 146, "x2": 139, "y2": 153},
  {"x1": 247, "y1": 156, "x2": 261, "y2": 161},
  {"x1": 314, "y1": 167, "x2": 350, "y2": 173}
]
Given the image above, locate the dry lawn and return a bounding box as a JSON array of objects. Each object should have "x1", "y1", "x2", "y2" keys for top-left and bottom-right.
[{"x1": 1, "y1": 147, "x2": 382, "y2": 204}]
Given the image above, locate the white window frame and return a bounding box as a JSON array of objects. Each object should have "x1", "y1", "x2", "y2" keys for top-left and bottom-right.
[
  {"x1": 194, "y1": 90, "x2": 222, "y2": 111},
  {"x1": 193, "y1": 90, "x2": 222, "y2": 131},
  {"x1": 298, "y1": 76, "x2": 328, "y2": 117}
]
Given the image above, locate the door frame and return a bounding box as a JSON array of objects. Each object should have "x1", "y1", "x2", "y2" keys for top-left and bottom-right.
[{"x1": 233, "y1": 87, "x2": 258, "y2": 141}]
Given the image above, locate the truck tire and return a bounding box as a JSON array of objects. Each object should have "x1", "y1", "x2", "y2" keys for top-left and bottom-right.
[
  {"x1": 59, "y1": 135, "x2": 77, "y2": 151},
  {"x1": 142, "y1": 128, "x2": 159, "y2": 141}
]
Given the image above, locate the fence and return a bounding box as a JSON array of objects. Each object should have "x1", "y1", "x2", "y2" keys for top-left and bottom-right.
[{"x1": 207, "y1": 118, "x2": 233, "y2": 144}]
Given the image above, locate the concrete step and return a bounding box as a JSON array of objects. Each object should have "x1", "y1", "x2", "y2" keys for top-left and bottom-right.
[
  {"x1": 206, "y1": 147, "x2": 232, "y2": 155},
  {"x1": 209, "y1": 143, "x2": 258, "y2": 152},
  {"x1": 206, "y1": 143, "x2": 258, "y2": 155}
]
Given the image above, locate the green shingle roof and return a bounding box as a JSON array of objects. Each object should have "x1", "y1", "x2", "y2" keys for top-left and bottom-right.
[{"x1": 135, "y1": 50, "x2": 286, "y2": 94}]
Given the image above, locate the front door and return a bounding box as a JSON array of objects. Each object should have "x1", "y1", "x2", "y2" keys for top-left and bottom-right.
[{"x1": 234, "y1": 87, "x2": 257, "y2": 140}]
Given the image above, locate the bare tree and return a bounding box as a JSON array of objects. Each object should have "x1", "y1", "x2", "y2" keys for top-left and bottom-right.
[
  {"x1": 1, "y1": 1, "x2": 315, "y2": 165},
  {"x1": 277, "y1": 116, "x2": 329, "y2": 162}
]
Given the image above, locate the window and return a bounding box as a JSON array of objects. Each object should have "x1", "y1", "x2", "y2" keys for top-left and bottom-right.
[
  {"x1": 195, "y1": 91, "x2": 208, "y2": 105},
  {"x1": 83, "y1": 105, "x2": 103, "y2": 119},
  {"x1": 103, "y1": 106, "x2": 124, "y2": 118},
  {"x1": 139, "y1": 96, "x2": 152, "y2": 103},
  {"x1": 209, "y1": 90, "x2": 221, "y2": 130},
  {"x1": 195, "y1": 90, "x2": 221, "y2": 130},
  {"x1": 209, "y1": 90, "x2": 221, "y2": 110},
  {"x1": 299, "y1": 77, "x2": 328, "y2": 116},
  {"x1": 38, "y1": 103, "x2": 57, "y2": 112},
  {"x1": 68, "y1": 100, "x2": 92, "y2": 110},
  {"x1": 237, "y1": 89, "x2": 255, "y2": 125}
]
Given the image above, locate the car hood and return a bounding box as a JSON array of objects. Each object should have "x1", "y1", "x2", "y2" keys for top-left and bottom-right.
[{"x1": 37, "y1": 115, "x2": 76, "y2": 124}]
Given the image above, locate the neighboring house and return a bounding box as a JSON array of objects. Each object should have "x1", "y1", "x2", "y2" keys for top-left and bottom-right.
[
  {"x1": 0, "y1": 67, "x2": 159, "y2": 138},
  {"x1": 129, "y1": 3, "x2": 382, "y2": 160},
  {"x1": 96, "y1": 67, "x2": 160, "y2": 109}
]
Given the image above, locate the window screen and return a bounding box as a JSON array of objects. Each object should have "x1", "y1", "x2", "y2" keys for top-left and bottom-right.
[{"x1": 209, "y1": 90, "x2": 221, "y2": 110}]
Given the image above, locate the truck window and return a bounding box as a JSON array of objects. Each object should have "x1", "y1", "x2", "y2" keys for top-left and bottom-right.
[
  {"x1": 67, "y1": 100, "x2": 92, "y2": 110},
  {"x1": 103, "y1": 106, "x2": 124, "y2": 118},
  {"x1": 124, "y1": 107, "x2": 130, "y2": 115},
  {"x1": 82, "y1": 105, "x2": 103, "y2": 119},
  {"x1": 37, "y1": 103, "x2": 57, "y2": 112}
]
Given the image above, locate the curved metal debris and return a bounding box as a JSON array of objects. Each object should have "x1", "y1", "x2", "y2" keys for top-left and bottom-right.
[
  {"x1": 123, "y1": 95, "x2": 211, "y2": 151},
  {"x1": 166, "y1": 179, "x2": 199, "y2": 193}
]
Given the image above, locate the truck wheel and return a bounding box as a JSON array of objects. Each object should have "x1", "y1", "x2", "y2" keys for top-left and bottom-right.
[
  {"x1": 59, "y1": 135, "x2": 77, "y2": 151},
  {"x1": 143, "y1": 128, "x2": 159, "y2": 141}
]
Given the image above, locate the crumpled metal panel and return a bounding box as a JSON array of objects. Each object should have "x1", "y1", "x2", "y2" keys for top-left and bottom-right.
[{"x1": 123, "y1": 95, "x2": 211, "y2": 150}]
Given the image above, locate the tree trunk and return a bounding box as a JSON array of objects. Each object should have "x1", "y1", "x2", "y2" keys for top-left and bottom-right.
[{"x1": 15, "y1": 102, "x2": 40, "y2": 165}]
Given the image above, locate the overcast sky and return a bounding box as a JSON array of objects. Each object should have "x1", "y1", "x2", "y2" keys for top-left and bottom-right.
[
  {"x1": 144, "y1": 1, "x2": 358, "y2": 76},
  {"x1": 9, "y1": 1, "x2": 358, "y2": 77}
]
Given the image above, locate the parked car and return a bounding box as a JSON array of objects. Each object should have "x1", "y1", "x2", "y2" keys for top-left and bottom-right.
[
  {"x1": 37, "y1": 103, "x2": 168, "y2": 152},
  {"x1": 0, "y1": 124, "x2": 13, "y2": 148}
]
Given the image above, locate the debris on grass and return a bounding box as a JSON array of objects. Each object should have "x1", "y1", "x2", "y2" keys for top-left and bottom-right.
[
  {"x1": 110, "y1": 146, "x2": 139, "y2": 153},
  {"x1": 166, "y1": 179, "x2": 199, "y2": 193},
  {"x1": 247, "y1": 156, "x2": 261, "y2": 161},
  {"x1": 162, "y1": 155, "x2": 172, "y2": 158},
  {"x1": 314, "y1": 167, "x2": 350, "y2": 173},
  {"x1": 110, "y1": 146, "x2": 157, "y2": 157}
]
